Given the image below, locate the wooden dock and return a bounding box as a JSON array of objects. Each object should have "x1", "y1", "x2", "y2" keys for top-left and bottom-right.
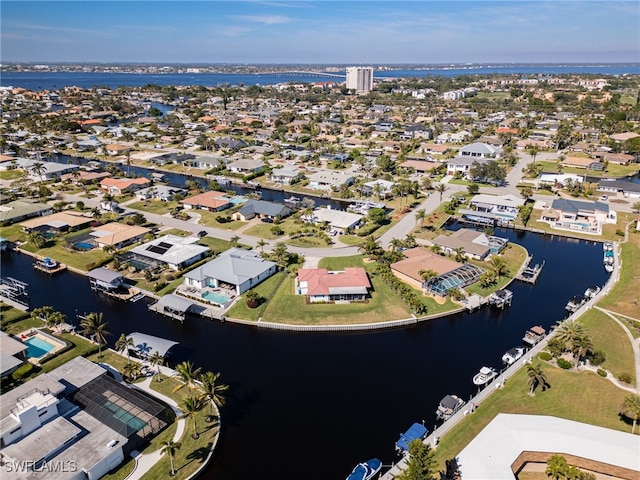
[
  {"x1": 91, "y1": 284, "x2": 145, "y2": 302},
  {"x1": 33, "y1": 260, "x2": 67, "y2": 275},
  {"x1": 515, "y1": 257, "x2": 544, "y2": 284}
]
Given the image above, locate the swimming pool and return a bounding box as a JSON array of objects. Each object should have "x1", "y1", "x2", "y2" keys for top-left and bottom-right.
[
  {"x1": 74, "y1": 242, "x2": 95, "y2": 251},
  {"x1": 104, "y1": 401, "x2": 148, "y2": 431},
  {"x1": 202, "y1": 290, "x2": 231, "y2": 305},
  {"x1": 24, "y1": 336, "x2": 56, "y2": 359}
]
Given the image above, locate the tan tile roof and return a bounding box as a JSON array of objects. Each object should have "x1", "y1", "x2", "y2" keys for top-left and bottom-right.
[
  {"x1": 391, "y1": 247, "x2": 462, "y2": 282},
  {"x1": 180, "y1": 191, "x2": 231, "y2": 210},
  {"x1": 92, "y1": 222, "x2": 151, "y2": 246}
]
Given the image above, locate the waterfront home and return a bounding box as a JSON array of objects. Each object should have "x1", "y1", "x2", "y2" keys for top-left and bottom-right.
[
  {"x1": 432, "y1": 228, "x2": 508, "y2": 260},
  {"x1": 270, "y1": 166, "x2": 303, "y2": 185},
  {"x1": 87, "y1": 267, "x2": 127, "y2": 291},
  {"x1": 597, "y1": 179, "x2": 640, "y2": 199},
  {"x1": 469, "y1": 194, "x2": 525, "y2": 222},
  {"x1": 105, "y1": 143, "x2": 132, "y2": 156},
  {"x1": 0, "y1": 356, "x2": 170, "y2": 474},
  {"x1": 128, "y1": 234, "x2": 209, "y2": 271},
  {"x1": 135, "y1": 185, "x2": 187, "y2": 202},
  {"x1": 539, "y1": 198, "x2": 616, "y2": 234},
  {"x1": 20, "y1": 211, "x2": 92, "y2": 233},
  {"x1": 80, "y1": 222, "x2": 151, "y2": 250},
  {"x1": 8, "y1": 157, "x2": 79, "y2": 180},
  {"x1": 592, "y1": 152, "x2": 636, "y2": 166},
  {"x1": 398, "y1": 159, "x2": 439, "y2": 174},
  {"x1": 459, "y1": 142, "x2": 502, "y2": 159},
  {"x1": 184, "y1": 247, "x2": 277, "y2": 296},
  {"x1": 361, "y1": 179, "x2": 395, "y2": 198},
  {"x1": 150, "y1": 152, "x2": 196, "y2": 166},
  {"x1": 537, "y1": 173, "x2": 583, "y2": 188},
  {"x1": 180, "y1": 191, "x2": 233, "y2": 212},
  {"x1": 0, "y1": 331, "x2": 27, "y2": 377},
  {"x1": 100, "y1": 177, "x2": 150, "y2": 195},
  {"x1": 457, "y1": 414, "x2": 640, "y2": 480},
  {"x1": 308, "y1": 170, "x2": 354, "y2": 190},
  {"x1": 227, "y1": 158, "x2": 265, "y2": 175},
  {"x1": 60, "y1": 169, "x2": 111, "y2": 184},
  {"x1": 435, "y1": 130, "x2": 471, "y2": 144},
  {"x1": 560, "y1": 156, "x2": 604, "y2": 171},
  {"x1": 232, "y1": 199, "x2": 291, "y2": 221},
  {"x1": 609, "y1": 131, "x2": 639, "y2": 143},
  {"x1": 390, "y1": 247, "x2": 483, "y2": 296},
  {"x1": 296, "y1": 267, "x2": 371, "y2": 302},
  {"x1": 447, "y1": 156, "x2": 489, "y2": 178},
  {"x1": 305, "y1": 207, "x2": 364, "y2": 234},
  {"x1": 0, "y1": 200, "x2": 52, "y2": 225}
]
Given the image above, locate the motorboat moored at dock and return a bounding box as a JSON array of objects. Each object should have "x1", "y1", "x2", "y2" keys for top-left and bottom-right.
[
  {"x1": 565, "y1": 296, "x2": 585, "y2": 313},
  {"x1": 395, "y1": 422, "x2": 428, "y2": 453},
  {"x1": 436, "y1": 394, "x2": 466, "y2": 421},
  {"x1": 502, "y1": 347, "x2": 525, "y2": 365},
  {"x1": 523, "y1": 325, "x2": 546, "y2": 346},
  {"x1": 584, "y1": 286, "x2": 601, "y2": 299},
  {"x1": 472, "y1": 366, "x2": 497, "y2": 386},
  {"x1": 346, "y1": 458, "x2": 382, "y2": 480}
]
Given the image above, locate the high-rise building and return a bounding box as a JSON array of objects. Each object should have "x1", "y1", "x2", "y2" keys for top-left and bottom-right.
[{"x1": 345, "y1": 66, "x2": 374, "y2": 93}]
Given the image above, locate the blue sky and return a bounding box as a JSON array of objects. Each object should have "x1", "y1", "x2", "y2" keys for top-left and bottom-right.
[{"x1": 1, "y1": 1, "x2": 638, "y2": 64}]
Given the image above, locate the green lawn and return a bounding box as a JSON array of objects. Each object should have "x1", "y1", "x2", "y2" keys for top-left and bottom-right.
[
  {"x1": 580, "y1": 309, "x2": 635, "y2": 384},
  {"x1": 432, "y1": 364, "x2": 633, "y2": 472},
  {"x1": 0, "y1": 304, "x2": 31, "y2": 330},
  {"x1": 20, "y1": 239, "x2": 111, "y2": 272},
  {"x1": 127, "y1": 200, "x2": 179, "y2": 215},
  {"x1": 39, "y1": 333, "x2": 99, "y2": 373},
  {"x1": 197, "y1": 236, "x2": 237, "y2": 253},
  {"x1": 226, "y1": 272, "x2": 286, "y2": 321},
  {"x1": 196, "y1": 210, "x2": 247, "y2": 230},
  {"x1": 529, "y1": 209, "x2": 630, "y2": 242},
  {"x1": 597, "y1": 232, "x2": 640, "y2": 317},
  {"x1": 286, "y1": 235, "x2": 331, "y2": 248},
  {"x1": 0, "y1": 223, "x2": 28, "y2": 243},
  {"x1": 0, "y1": 170, "x2": 25, "y2": 180},
  {"x1": 536, "y1": 160, "x2": 640, "y2": 179},
  {"x1": 465, "y1": 244, "x2": 528, "y2": 296},
  {"x1": 243, "y1": 222, "x2": 286, "y2": 239}
]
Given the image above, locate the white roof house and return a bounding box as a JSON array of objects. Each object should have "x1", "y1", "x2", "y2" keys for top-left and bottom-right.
[
  {"x1": 184, "y1": 247, "x2": 277, "y2": 295},
  {"x1": 459, "y1": 142, "x2": 502, "y2": 158},
  {"x1": 129, "y1": 234, "x2": 209, "y2": 271},
  {"x1": 469, "y1": 194, "x2": 525, "y2": 221},
  {"x1": 308, "y1": 171, "x2": 354, "y2": 190},
  {"x1": 457, "y1": 414, "x2": 640, "y2": 480},
  {"x1": 307, "y1": 207, "x2": 364, "y2": 232}
]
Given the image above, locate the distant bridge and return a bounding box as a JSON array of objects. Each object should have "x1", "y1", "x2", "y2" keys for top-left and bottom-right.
[{"x1": 255, "y1": 70, "x2": 346, "y2": 79}]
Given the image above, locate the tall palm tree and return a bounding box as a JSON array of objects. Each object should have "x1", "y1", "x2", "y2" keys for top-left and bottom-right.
[
  {"x1": 414, "y1": 208, "x2": 426, "y2": 228},
  {"x1": 526, "y1": 363, "x2": 548, "y2": 395},
  {"x1": 256, "y1": 239, "x2": 267, "y2": 252},
  {"x1": 180, "y1": 395, "x2": 205, "y2": 439},
  {"x1": 80, "y1": 312, "x2": 110, "y2": 358},
  {"x1": 199, "y1": 371, "x2": 229, "y2": 422},
  {"x1": 571, "y1": 333, "x2": 594, "y2": 368},
  {"x1": 545, "y1": 454, "x2": 569, "y2": 480},
  {"x1": 435, "y1": 183, "x2": 447, "y2": 203},
  {"x1": 453, "y1": 247, "x2": 466, "y2": 263},
  {"x1": 270, "y1": 242, "x2": 289, "y2": 268},
  {"x1": 161, "y1": 440, "x2": 181, "y2": 476},
  {"x1": 30, "y1": 161, "x2": 47, "y2": 183},
  {"x1": 115, "y1": 333, "x2": 135, "y2": 362},
  {"x1": 123, "y1": 361, "x2": 142, "y2": 381},
  {"x1": 28, "y1": 230, "x2": 46, "y2": 249},
  {"x1": 358, "y1": 236, "x2": 382, "y2": 259},
  {"x1": 490, "y1": 256, "x2": 508, "y2": 280},
  {"x1": 620, "y1": 394, "x2": 640, "y2": 434},
  {"x1": 553, "y1": 319, "x2": 586, "y2": 353},
  {"x1": 173, "y1": 360, "x2": 202, "y2": 393},
  {"x1": 230, "y1": 235, "x2": 240, "y2": 248},
  {"x1": 525, "y1": 144, "x2": 540, "y2": 167},
  {"x1": 419, "y1": 269, "x2": 439, "y2": 288},
  {"x1": 148, "y1": 351, "x2": 164, "y2": 382},
  {"x1": 389, "y1": 237, "x2": 404, "y2": 252}
]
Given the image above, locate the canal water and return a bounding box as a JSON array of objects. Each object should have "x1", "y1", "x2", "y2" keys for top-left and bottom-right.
[{"x1": 0, "y1": 228, "x2": 609, "y2": 480}]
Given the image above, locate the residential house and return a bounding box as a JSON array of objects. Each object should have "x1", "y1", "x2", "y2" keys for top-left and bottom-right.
[
  {"x1": 597, "y1": 180, "x2": 640, "y2": 199},
  {"x1": 227, "y1": 158, "x2": 265, "y2": 175},
  {"x1": 184, "y1": 247, "x2": 277, "y2": 295},
  {"x1": 308, "y1": 171, "x2": 354, "y2": 190},
  {"x1": 84, "y1": 222, "x2": 151, "y2": 250},
  {"x1": 468, "y1": 194, "x2": 526, "y2": 222},
  {"x1": 305, "y1": 207, "x2": 363, "y2": 233},
  {"x1": 128, "y1": 234, "x2": 209, "y2": 270},
  {"x1": 400, "y1": 124, "x2": 433, "y2": 140},
  {"x1": 232, "y1": 199, "x2": 291, "y2": 221},
  {"x1": 100, "y1": 177, "x2": 150, "y2": 195},
  {"x1": 539, "y1": 198, "x2": 616, "y2": 235},
  {"x1": 0, "y1": 200, "x2": 52, "y2": 225},
  {"x1": 432, "y1": 228, "x2": 508, "y2": 260},
  {"x1": 270, "y1": 166, "x2": 303, "y2": 185},
  {"x1": 399, "y1": 159, "x2": 439, "y2": 174},
  {"x1": 610, "y1": 131, "x2": 639, "y2": 143},
  {"x1": 561, "y1": 156, "x2": 604, "y2": 171},
  {"x1": 459, "y1": 142, "x2": 502, "y2": 159},
  {"x1": 446, "y1": 156, "x2": 489, "y2": 178},
  {"x1": 0, "y1": 331, "x2": 28, "y2": 377},
  {"x1": 593, "y1": 152, "x2": 636, "y2": 166},
  {"x1": 105, "y1": 144, "x2": 132, "y2": 156},
  {"x1": 20, "y1": 211, "x2": 93, "y2": 233},
  {"x1": 435, "y1": 130, "x2": 471, "y2": 144},
  {"x1": 215, "y1": 138, "x2": 248, "y2": 151},
  {"x1": 135, "y1": 185, "x2": 187, "y2": 202},
  {"x1": 361, "y1": 179, "x2": 395, "y2": 198},
  {"x1": 180, "y1": 191, "x2": 233, "y2": 212},
  {"x1": 296, "y1": 267, "x2": 371, "y2": 302}
]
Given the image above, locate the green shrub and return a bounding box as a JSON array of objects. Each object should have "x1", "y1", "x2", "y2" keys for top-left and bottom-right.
[
  {"x1": 11, "y1": 362, "x2": 37, "y2": 381},
  {"x1": 557, "y1": 358, "x2": 572, "y2": 369},
  {"x1": 538, "y1": 351, "x2": 552, "y2": 361},
  {"x1": 618, "y1": 372, "x2": 633, "y2": 384},
  {"x1": 588, "y1": 350, "x2": 606, "y2": 366},
  {"x1": 547, "y1": 337, "x2": 564, "y2": 357},
  {"x1": 597, "y1": 368, "x2": 607, "y2": 377},
  {"x1": 615, "y1": 229, "x2": 624, "y2": 237}
]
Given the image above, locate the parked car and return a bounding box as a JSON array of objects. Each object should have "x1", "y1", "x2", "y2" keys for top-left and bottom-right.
[
  {"x1": 599, "y1": 195, "x2": 608, "y2": 201},
  {"x1": 261, "y1": 217, "x2": 274, "y2": 223},
  {"x1": 196, "y1": 230, "x2": 208, "y2": 238}
]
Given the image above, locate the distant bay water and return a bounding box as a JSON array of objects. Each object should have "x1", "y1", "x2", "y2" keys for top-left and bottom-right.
[{"x1": 1, "y1": 64, "x2": 638, "y2": 90}]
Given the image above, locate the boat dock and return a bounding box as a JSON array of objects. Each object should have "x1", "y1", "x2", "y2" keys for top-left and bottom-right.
[
  {"x1": 92, "y1": 285, "x2": 145, "y2": 302},
  {"x1": 0, "y1": 277, "x2": 29, "y2": 311},
  {"x1": 488, "y1": 289, "x2": 513, "y2": 309},
  {"x1": 33, "y1": 259, "x2": 67, "y2": 275},
  {"x1": 515, "y1": 256, "x2": 544, "y2": 284}
]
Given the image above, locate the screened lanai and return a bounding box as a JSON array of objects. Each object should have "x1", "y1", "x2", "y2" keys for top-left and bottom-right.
[{"x1": 426, "y1": 263, "x2": 484, "y2": 296}]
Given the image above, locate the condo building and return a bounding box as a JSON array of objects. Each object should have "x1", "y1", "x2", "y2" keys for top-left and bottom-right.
[{"x1": 345, "y1": 66, "x2": 373, "y2": 93}]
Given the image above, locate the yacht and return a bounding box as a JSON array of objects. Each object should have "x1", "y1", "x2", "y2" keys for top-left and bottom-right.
[
  {"x1": 472, "y1": 366, "x2": 497, "y2": 386},
  {"x1": 502, "y1": 347, "x2": 525, "y2": 365},
  {"x1": 523, "y1": 326, "x2": 546, "y2": 346}
]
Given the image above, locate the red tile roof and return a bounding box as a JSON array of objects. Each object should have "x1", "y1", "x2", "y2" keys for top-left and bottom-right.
[{"x1": 297, "y1": 268, "x2": 371, "y2": 296}]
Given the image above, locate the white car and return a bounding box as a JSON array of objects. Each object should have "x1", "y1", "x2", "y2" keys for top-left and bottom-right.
[{"x1": 599, "y1": 195, "x2": 608, "y2": 201}]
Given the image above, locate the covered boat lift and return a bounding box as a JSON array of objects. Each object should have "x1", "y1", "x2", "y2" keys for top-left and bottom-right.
[
  {"x1": 396, "y1": 422, "x2": 428, "y2": 453},
  {"x1": 127, "y1": 332, "x2": 178, "y2": 359},
  {"x1": 148, "y1": 294, "x2": 195, "y2": 321}
]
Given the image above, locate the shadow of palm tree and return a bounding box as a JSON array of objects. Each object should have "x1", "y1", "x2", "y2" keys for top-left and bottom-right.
[{"x1": 175, "y1": 443, "x2": 213, "y2": 471}]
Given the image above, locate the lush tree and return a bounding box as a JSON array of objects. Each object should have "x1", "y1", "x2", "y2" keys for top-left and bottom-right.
[
  {"x1": 525, "y1": 144, "x2": 540, "y2": 165},
  {"x1": 527, "y1": 363, "x2": 549, "y2": 395},
  {"x1": 414, "y1": 208, "x2": 426, "y2": 227},
  {"x1": 553, "y1": 319, "x2": 587, "y2": 353},
  {"x1": 467, "y1": 183, "x2": 480, "y2": 195},
  {"x1": 27, "y1": 230, "x2": 46, "y2": 249},
  {"x1": 115, "y1": 333, "x2": 135, "y2": 362},
  {"x1": 30, "y1": 161, "x2": 47, "y2": 183},
  {"x1": 358, "y1": 236, "x2": 382, "y2": 259},
  {"x1": 620, "y1": 394, "x2": 640, "y2": 434},
  {"x1": 270, "y1": 241, "x2": 289, "y2": 267},
  {"x1": 419, "y1": 269, "x2": 439, "y2": 286},
  {"x1": 80, "y1": 312, "x2": 110, "y2": 358},
  {"x1": 180, "y1": 395, "x2": 205, "y2": 439},
  {"x1": 123, "y1": 361, "x2": 142, "y2": 381},
  {"x1": 572, "y1": 333, "x2": 594, "y2": 368},
  {"x1": 396, "y1": 439, "x2": 437, "y2": 480},
  {"x1": 230, "y1": 235, "x2": 240, "y2": 248},
  {"x1": 148, "y1": 351, "x2": 164, "y2": 382},
  {"x1": 545, "y1": 454, "x2": 569, "y2": 480},
  {"x1": 490, "y1": 256, "x2": 508, "y2": 280},
  {"x1": 199, "y1": 371, "x2": 229, "y2": 422},
  {"x1": 161, "y1": 440, "x2": 181, "y2": 476},
  {"x1": 173, "y1": 360, "x2": 202, "y2": 393},
  {"x1": 31, "y1": 306, "x2": 66, "y2": 332},
  {"x1": 256, "y1": 239, "x2": 267, "y2": 252},
  {"x1": 435, "y1": 183, "x2": 447, "y2": 203},
  {"x1": 367, "y1": 207, "x2": 387, "y2": 225},
  {"x1": 453, "y1": 247, "x2": 466, "y2": 263}
]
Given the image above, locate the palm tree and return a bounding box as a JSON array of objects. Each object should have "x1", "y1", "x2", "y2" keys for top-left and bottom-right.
[
  {"x1": 453, "y1": 247, "x2": 466, "y2": 263},
  {"x1": 571, "y1": 333, "x2": 594, "y2": 368},
  {"x1": 545, "y1": 454, "x2": 569, "y2": 480},
  {"x1": 180, "y1": 395, "x2": 205, "y2": 439},
  {"x1": 30, "y1": 161, "x2": 47, "y2": 183},
  {"x1": 620, "y1": 394, "x2": 640, "y2": 434},
  {"x1": 435, "y1": 183, "x2": 447, "y2": 203},
  {"x1": 173, "y1": 360, "x2": 202, "y2": 393},
  {"x1": 148, "y1": 351, "x2": 164, "y2": 382},
  {"x1": 270, "y1": 242, "x2": 289, "y2": 268},
  {"x1": 230, "y1": 235, "x2": 240, "y2": 248},
  {"x1": 419, "y1": 269, "x2": 439, "y2": 288},
  {"x1": 115, "y1": 333, "x2": 135, "y2": 362},
  {"x1": 526, "y1": 363, "x2": 549, "y2": 395},
  {"x1": 414, "y1": 208, "x2": 426, "y2": 228},
  {"x1": 199, "y1": 371, "x2": 229, "y2": 422},
  {"x1": 358, "y1": 236, "x2": 382, "y2": 259},
  {"x1": 256, "y1": 239, "x2": 267, "y2": 252},
  {"x1": 80, "y1": 312, "x2": 110, "y2": 358},
  {"x1": 490, "y1": 256, "x2": 508, "y2": 280},
  {"x1": 553, "y1": 319, "x2": 586, "y2": 353},
  {"x1": 389, "y1": 237, "x2": 404, "y2": 252},
  {"x1": 525, "y1": 144, "x2": 540, "y2": 167},
  {"x1": 161, "y1": 440, "x2": 181, "y2": 476},
  {"x1": 123, "y1": 361, "x2": 142, "y2": 381},
  {"x1": 28, "y1": 231, "x2": 46, "y2": 249}
]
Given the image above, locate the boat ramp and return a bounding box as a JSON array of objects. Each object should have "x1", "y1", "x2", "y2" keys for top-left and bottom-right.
[{"x1": 515, "y1": 256, "x2": 544, "y2": 284}]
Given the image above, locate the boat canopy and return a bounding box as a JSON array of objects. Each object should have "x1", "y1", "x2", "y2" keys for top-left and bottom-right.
[
  {"x1": 439, "y1": 395, "x2": 461, "y2": 410},
  {"x1": 396, "y1": 422, "x2": 427, "y2": 452}
]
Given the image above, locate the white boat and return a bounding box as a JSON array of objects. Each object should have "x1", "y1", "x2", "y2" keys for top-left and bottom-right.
[
  {"x1": 565, "y1": 296, "x2": 584, "y2": 312},
  {"x1": 523, "y1": 325, "x2": 546, "y2": 346},
  {"x1": 436, "y1": 394, "x2": 466, "y2": 421},
  {"x1": 473, "y1": 366, "x2": 497, "y2": 386},
  {"x1": 584, "y1": 286, "x2": 601, "y2": 299},
  {"x1": 502, "y1": 347, "x2": 525, "y2": 365},
  {"x1": 284, "y1": 196, "x2": 302, "y2": 205},
  {"x1": 605, "y1": 263, "x2": 614, "y2": 273},
  {"x1": 603, "y1": 242, "x2": 613, "y2": 251}
]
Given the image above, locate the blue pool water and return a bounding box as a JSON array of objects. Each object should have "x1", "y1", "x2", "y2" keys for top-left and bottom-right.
[
  {"x1": 24, "y1": 336, "x2": 56, "y2": 359},
  {"x1": 104, "y1": 401, "x2": 148, "y2": 431},
  {"x1": 74, "y1": 242, "x2": 94, "y2": 251},
  {"x1": 229, "y1": 197, "x2": 247, "y2": 205},
  {"x1": 202, "y1": 291, "x2": 231, "y2": 305}
]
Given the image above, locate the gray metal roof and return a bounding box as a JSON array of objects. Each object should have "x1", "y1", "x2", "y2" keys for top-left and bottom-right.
[
  {"x1": 237, "y1": 199, "x2": 291, "y2": 218},
  {"x1": 47, "y1": 356, "x2": 107, "y2": 395},
  {"x1": 551, "y1": 198, "x2": 609, "y2": 214},
  {"x1": 87, "y1": 267, "x2": 125, "y2": 283},
  {"x1": 127, "y1": 332, "x2": 178, "y2": 357},
  {"x1": 0, "y1": 352, "x2": 23, "y2": 377},
  {"x1": 156, "y1": 294, "x2": 195, "y2": 313},
  {"x1": 186, "y1": 247, "x2": 276, "y2": 286}
]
